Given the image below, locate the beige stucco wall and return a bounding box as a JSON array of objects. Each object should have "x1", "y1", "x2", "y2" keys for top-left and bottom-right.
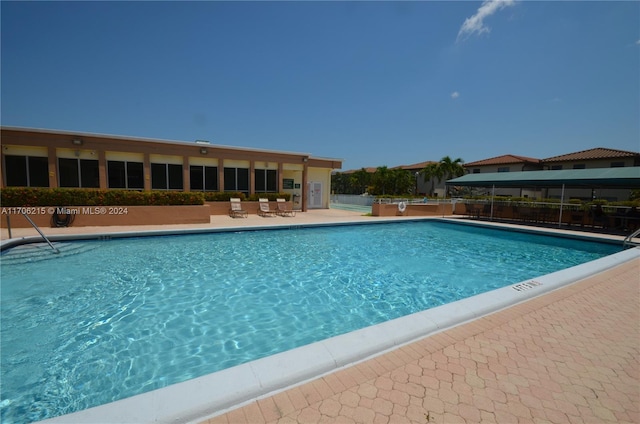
[
  {"x1": 1, "y1": 205, "x2": 210, "y2": 228},
  {"x1": 282, "y1": 166, "x2": 304, "y2": 209},
  {"x1": 372, "y1": 203, "x2": 453, "y2": 217},
  {"x1": 307, "y1": 167, "x2": 332, "y2": 208}
]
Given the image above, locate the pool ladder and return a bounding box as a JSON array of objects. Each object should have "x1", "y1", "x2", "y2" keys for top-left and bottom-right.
[
  {"x1": 20, "y1": 212, "x2": 60, "y2": 254},
  {"x1": 622, "y1": 228, "x2": 640, "y2": 249}
]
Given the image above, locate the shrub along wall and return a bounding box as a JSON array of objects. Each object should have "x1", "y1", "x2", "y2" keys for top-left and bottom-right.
[
  {"x1": 0, "y1": 188, "x2": 294, "y2": 228},
  {"x1": 1, "y1": 188, "x2": 291, "y2": 206},
  {"x1": 0, "y1": 187, "x2": 205, "y2": 207}
]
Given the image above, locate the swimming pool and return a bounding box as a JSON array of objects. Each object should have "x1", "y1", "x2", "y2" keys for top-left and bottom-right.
[{"x1": 0, "y1": 221, "x2": 620, "y2": 422}]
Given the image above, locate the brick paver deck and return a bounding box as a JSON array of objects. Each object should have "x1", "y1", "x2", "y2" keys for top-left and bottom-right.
[{"x1": 205, "y1": 257, "x2": 639, "y2": 424}]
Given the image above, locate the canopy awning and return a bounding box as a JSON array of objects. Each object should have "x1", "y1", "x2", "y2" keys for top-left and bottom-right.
[{"x1": 447, "y1": 167, "x2": 640, "y2": 188}]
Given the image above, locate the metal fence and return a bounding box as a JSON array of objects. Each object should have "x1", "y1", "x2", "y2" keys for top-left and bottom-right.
[
  {"x1": 373, "y1": 197, "x2": 460, "y2": 207},
  {"x1": 330, "y1": 194, "x2": 375, "y2": 206}
]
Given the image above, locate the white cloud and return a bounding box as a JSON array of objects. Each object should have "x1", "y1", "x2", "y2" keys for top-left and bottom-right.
[
  {"x1": 451, "y1": 91, "x2": 460, "y2": 99},
  {"x1": 636, "y1": 39, "x2": 640, "y2": 45},
  {"x1": 457, "y1": 0, "x2": 516, "y2": 43}
]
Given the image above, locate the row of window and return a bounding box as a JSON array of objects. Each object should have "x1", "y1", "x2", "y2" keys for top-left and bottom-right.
[
  {"x1": 3, "y1": 155, "x2": 278, "y2": 193},
  {"x1": 471, "y1": 162, "x2": 627, "y2": 174},
  {"x1": 549, "y1": 162, "x2": 625, "y2": 170}
]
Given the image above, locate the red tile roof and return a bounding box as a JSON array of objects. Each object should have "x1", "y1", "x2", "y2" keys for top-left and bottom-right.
[
  {"x1": 340, "y1": 167, "x2": 378, "y2": 174},
  {"x1": 543, "y1": 147, "x2": 640, "y2": 162},
  {"x1": 464, "y1": 154, "x2": 541, "y2": 167},
  {"x1": 341, "y1": 147, "x2": 639, "y2": 173},
  {"x1": 393, "y1": 161, "x2": 438, "y2": 170}
]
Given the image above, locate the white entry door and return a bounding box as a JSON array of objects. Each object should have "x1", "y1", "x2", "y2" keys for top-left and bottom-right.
[{"x1": 308, "y1": 182, "x2": 323, "y2": 209}]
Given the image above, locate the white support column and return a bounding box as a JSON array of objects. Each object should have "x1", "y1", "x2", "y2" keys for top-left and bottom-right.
[{"x1": 558, "y1": 183, "x2": 565, "y2": 228}]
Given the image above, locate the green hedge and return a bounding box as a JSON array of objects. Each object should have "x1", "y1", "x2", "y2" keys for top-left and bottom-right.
[
  {"x1": 0, "y1": 188, "x2": 205, "y2": 207},
  {"x1": 0, "y1": 188, "x2": 293, "y2": 207},
  {"x1": 203, "y1": 192, "x2": 247, "y2": 202}
]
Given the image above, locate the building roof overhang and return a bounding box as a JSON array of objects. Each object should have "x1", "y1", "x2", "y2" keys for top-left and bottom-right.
[
  {"x1": 0, "y1": 126, "x2": 342, "y2": 167},
  {"x1": 447, "y1": 167, "x2": 640, "y2": 188}
]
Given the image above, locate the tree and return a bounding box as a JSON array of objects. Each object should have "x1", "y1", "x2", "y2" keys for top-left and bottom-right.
[
  {"x1": 420, "y1": 156, "x2": 465, "y2": 197},
  {"x1": 331, "y1": 172, "x2": 350, "y2": 194},
  {"x1": 438, "y1": 156, "x2": 465, "y2": 197},
  {"x1": 420, "y1": 162, "x2": 443, "y2": 196},
  {"x1": 390, "y1": 168, "x2": 415, "y2": 195},
  {"x1": 350, "y1": 168, "x2": 372, "y2": 194},
  {"x1": 371, "y1": 166, "x2": 391, "y2": 195}
]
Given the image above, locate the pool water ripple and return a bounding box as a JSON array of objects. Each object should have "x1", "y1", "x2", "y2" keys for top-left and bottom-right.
[{"x1": 0, "y1": 221, "x2": 619, "y2": 422}]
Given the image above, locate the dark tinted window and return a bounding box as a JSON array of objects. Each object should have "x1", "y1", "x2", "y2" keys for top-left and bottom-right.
[
  {"x1": 108, "y1": 161, "x2": 126, "y2": 188},
  {"x1": 28, "y1": 156, "x2": 49, "y2": 187},
  {"x1": 4, "y1": 155, "x2": 28, "y2": 186},
  {"x1": 204, "y1": 166, "x2": 217, "y2": 191},
  {"x1": 151, "y1": 163, "x2": 167, "y2": 189},
  {"x1": 168, "y1": 164, "x2": 183, "y2": 189},
  {"x1": 80, "y1": 160, "x2": 99, "y2": 188},
  {"x1": 127, "y1": 162, "x2": 144, "y2": 189},
  {"x1": 190, "y1": 166, "x2": 204, "y2": 190},
  {"x1": 59, "y1": 158, "x2": 80, "y2": 187}
]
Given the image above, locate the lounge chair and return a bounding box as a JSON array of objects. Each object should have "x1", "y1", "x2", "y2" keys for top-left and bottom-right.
[
  {"x1": 276, "y1": 198, "x2": 296, "y2": 217},
  {"x1": 229, "y1": 198, "x2": 248, "y2": 218},
  {"x1": 258, "y1": 198, "x2": 277, "y2": 217}
]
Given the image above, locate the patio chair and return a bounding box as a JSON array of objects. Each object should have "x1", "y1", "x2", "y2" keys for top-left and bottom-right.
[
  {"x1": 258, "y1": 198, "x2": 277, "y2": 217},
  {"x1": 276, "y1": 198, "x2": 296, "y2": 217},
  {"x1": 229, "y1": 198, "x2": 248, "y2": 218}
]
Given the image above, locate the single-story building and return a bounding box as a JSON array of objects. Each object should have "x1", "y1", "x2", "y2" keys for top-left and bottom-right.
[{"x1": 0, "y1": 127, "x2": 343, "y2": 211}]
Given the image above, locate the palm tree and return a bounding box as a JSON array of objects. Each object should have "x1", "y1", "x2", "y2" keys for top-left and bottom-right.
[
  {"x1": 350, "y1": 168, "x2": 372, "y2": 194},
  {"x1": 420, "y1": 162, "x2": 443, "y2": 196},
  {"x1": 390, "y1": 168, "x2": 414, "y2": 195},
  {"x1": 438, "y1": 156, "x2": 465, "y2": 197},
  {"x1": 372, "y1": 166, "x2": 391, "y2": 195}
]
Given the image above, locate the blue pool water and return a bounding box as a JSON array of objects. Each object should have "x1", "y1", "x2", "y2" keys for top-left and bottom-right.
[{"x1": 0, "y1": 221, "x2": 619, "y2": 422}]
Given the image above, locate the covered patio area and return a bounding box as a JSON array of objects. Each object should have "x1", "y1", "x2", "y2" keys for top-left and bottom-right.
[{"x1": 447, "y1": 168, "x2": 640, "y2": 236}]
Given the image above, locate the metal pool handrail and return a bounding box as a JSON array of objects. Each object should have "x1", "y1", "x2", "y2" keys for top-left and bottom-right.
[
  {"x1": 623, "y1": 228, "x2": 640, "y2": 249},
  {"x1": 20, "y1": 212, "x2": 60, "y2": 254}
]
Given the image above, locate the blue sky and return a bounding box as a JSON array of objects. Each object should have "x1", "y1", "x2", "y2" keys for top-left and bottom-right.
[{"x1": 2, "y1": 1, "x2": 638, "y2": 171}]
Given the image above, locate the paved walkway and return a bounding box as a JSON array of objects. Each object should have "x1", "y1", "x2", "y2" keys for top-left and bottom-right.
[{"x1": 205, "y1": 258, "x2": 639, "y2": 424}]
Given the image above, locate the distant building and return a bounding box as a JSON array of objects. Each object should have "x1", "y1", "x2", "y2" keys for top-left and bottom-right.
[
  {"x1": 462, "y1": 148, "x2": 640, "y2": 201},
  {"x1": 1, "y1": 127, "x2": 343, "y2": 210},
  {"x1": 339, "y1": 147, "x2": 639, "y2": 201},
  {"x1": 393, "y1": 161, "x2": 440, "y2": 197}
]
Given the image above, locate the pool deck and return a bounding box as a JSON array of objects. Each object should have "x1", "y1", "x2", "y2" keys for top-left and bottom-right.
[
  {"x1": 206, "y1": 256, "x2": 640, "y2": 424},
  {"x1": 3, "y1": 209, "x2": 639, "y2": 424}
]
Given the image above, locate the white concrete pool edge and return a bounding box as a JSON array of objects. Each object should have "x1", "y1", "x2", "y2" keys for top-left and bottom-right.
[
  {"x1": 40, "y1": 246, "x2": 640, "y2": 424},
  {"x1": 3, "y1": 214, "x2": 633, "y2": 252},
  {"x1": 0, "y1": 216, "x2": 419, "y2": 251}
]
